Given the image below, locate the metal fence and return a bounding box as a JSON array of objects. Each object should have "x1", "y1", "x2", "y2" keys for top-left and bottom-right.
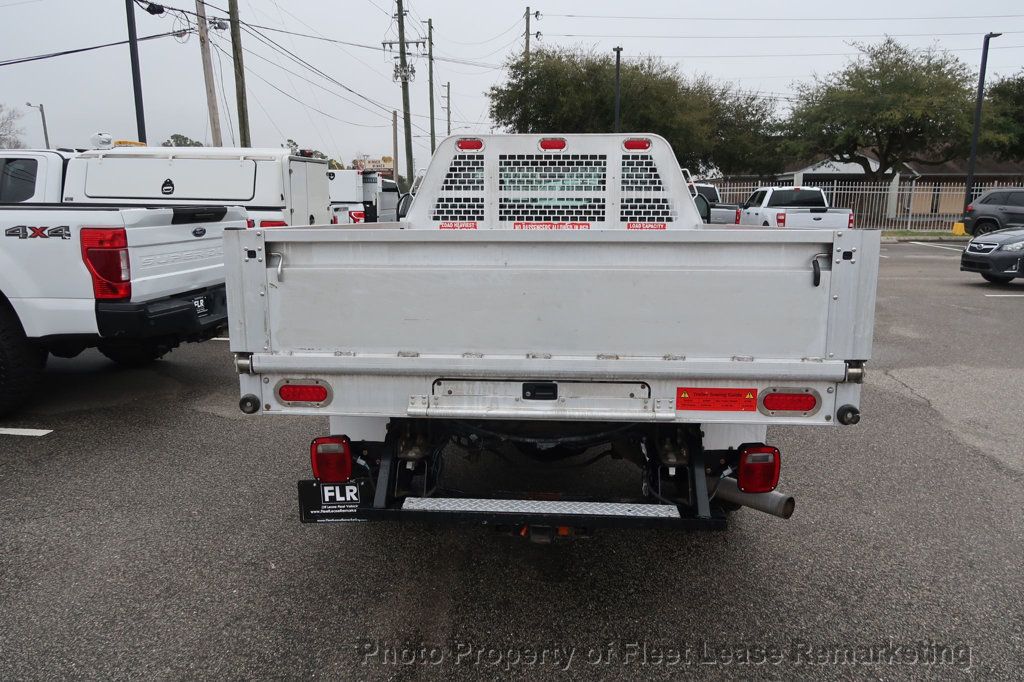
[{"x1": 706, "y1": 180, "x2": 1017, "y2": 231}]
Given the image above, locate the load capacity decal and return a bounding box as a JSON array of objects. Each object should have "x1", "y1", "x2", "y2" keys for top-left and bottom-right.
[
  {"x1": 626, "y1": 222, "x2": 668, "y2": 230},
  {"x1": 676, "y1": 387, "x2": 758, "y2": 412},
  {"x1": 513, "y1": 222, "x2": 591, "y2": 230},
  {"x1": 438, "y1": 221, "x2": 478, "y2": 229}
]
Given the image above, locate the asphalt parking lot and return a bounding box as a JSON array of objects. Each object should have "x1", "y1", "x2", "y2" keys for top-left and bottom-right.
[{"x1": 1, "y1": 241, "x2": 1021, "y2": 679}]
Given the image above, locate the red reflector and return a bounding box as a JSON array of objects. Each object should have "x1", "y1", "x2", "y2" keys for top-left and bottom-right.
[
  {"x1": 763, "y1": 392, "x2": 818, "y2": 412},
  {"x1": 965, "y1": 204, "x2": 974, "y2": 213},
  {"x1": 735, "y1": 208, "x2": 741, "y2": 224},
  {"x1": 246, "y1": 219, "x2": 256, "y2": 228},
  {"x1": 80, "y1": 228, "x2": 131, "y2": 300},
  {"x1": 776, "y1": 212, "x2": 786, "y2": 228},
  {"x1": 456, "y1": 137, "x2": 483, "y2": 151},
  {"x1": 310, "y1": 436, "x2": 352, "y2": 484},
  {"x1": 259, "y1": 220, "x2": 288, "y2": 228},
  {"x1": 349, "y1": 210, "x2": 365, "y2": 223},
  {"x1": 278, "y1": 383, "x2": 329, "y2": 403},
  {"x1": 848, "y1": 212, "x2": 855, "y2": 229},
  {"x1": 539, "y1": 137, "x2": 567, "y2": 151},
  {"x1": 623, "y1": 137, "x2": 651, "y2": 150},
  {"x1": 738, "y1": 445, "x2": 781, "y2": 494}
]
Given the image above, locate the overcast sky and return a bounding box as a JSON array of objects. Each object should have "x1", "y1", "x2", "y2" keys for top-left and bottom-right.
[{"x1": 2, "y1": 0, "x2": 1022, "y2": 169}]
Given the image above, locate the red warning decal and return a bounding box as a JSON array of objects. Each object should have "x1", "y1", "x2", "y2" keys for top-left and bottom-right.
[
  {"x1": 438, "y1": 221, "x2": 478, "y2": 229},
  {"x1": 676, "y1": 387, "x2": 758, "y2": 412},
  {"x1": 513, "y1": 222, "x2": 591, "y2": 230},
  {"x1": 626, "y1": 222, "x2": 668, "y2": 230}
]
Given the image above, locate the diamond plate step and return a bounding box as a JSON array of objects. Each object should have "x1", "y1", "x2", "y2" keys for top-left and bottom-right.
[{"x1": 401, "y1": 497, "x2": 680, "y2": 518}]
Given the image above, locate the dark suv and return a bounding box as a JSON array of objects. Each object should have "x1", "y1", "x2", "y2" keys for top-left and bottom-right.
[{"x1": 963, "y1": 188, "x2": 1024, "y2": 235}]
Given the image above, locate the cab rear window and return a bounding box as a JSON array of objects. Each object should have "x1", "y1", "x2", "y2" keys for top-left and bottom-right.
[
  {"x1": 767, "y1": 189, "x2": 827, "y2": 208},
  {"x1": 0, "y1": 158, "x2": 38, "y2": 203}
]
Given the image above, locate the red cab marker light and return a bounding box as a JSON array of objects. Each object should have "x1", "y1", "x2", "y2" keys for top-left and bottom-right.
[
  {"x1": 259, "y1": 220, "x2": 288, "y2": 228},
  {"x1": 456, "y1": 137, "x2": 483, "y2": 151},
  {"x1": 737, "y1": 445, "x2": 781, "y2": 494},
  {"x1": 623, "y1": 137, "x2": 652, "y2": 151},
  {"x1": 310, "y1": 435, "x2": 352, "y2": 483},
  {"x1": 539, "y1": 137, "x2": 567, "y2": 151}
]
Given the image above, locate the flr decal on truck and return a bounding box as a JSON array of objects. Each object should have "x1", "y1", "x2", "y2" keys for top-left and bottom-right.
[
  {"x1": 5, "y1": 225, "x2": 71, "y2": 240},
  {"x1": 676, "y1": 387, "x2": 758, "y2": 412}
]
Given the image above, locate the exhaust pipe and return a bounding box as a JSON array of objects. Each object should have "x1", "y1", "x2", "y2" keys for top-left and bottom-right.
[{"x1": 714, "y1": 476, "x2": 795, "y2": 519}]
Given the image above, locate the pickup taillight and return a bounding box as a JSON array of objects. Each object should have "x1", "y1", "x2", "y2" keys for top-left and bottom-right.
[
  {"x1": 80, "y1": 227, "x2": 131, "y2": 300},
  {"x1": 734, "y1": 208, "x2": 741, "y2": 224},
  {"x1": 848, "y1": 213, "x2": 855, "y2": 229},
  {"x1": 776, "y1": 212, "x2": 786, "y2": 228}
]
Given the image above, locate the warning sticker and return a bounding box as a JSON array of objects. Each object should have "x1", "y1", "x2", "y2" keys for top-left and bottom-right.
[
  {"x1": 513, "y1": 222, "x2": 591, "y2": 230},
  {"x1": 438, "y1": 221, "x2": 478, "y2": 229},
  {"x1": 626, "y1": 222, "x2": 668, "y2": 230},
  {"x1": 676, "y1": 387, "x2": 758, "y2": 412}
]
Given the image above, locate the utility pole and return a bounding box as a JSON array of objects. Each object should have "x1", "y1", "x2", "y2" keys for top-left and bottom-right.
[
  {"x1": 392, "y1": 110, "x2": 399, "y2": 185},
  {"x1": 228, "y1": 0, "x2": 251, "y2": 147},
  {"x1": 195, "y1": 1, "x2": 223, "y2": 146},
  {"x1": 25, "y1": 103, "x2": 49, "y2": 148},
  {"x1": 124, "y1": 0, "x2": 147, "y2": 143},
  {"x1": 964, "y1": 31, "x2": 1002, "y2": 212},
  {"x1": 445, "y1": 82, "x2": 451, "y2": 136},
  {"x1": 613, "y1": 46, "x2": 623, "y2": 133},
  {"x1": 525, "y1": 7, "x2": 531, "y2": 66},
  {"x1": 424, "y1": 18, "x2": 436, "y2": 153},
  {"x1": 395, "y1": 0, "x2": 414, "y2": 184}
]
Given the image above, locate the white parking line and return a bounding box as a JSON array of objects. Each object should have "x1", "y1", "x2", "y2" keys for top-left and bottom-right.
[
  {"x1": 212, "y1": 337, "x2": 230, "y2": 341},
  {"x1": 909, "y1": 241, "x2": 964, "y2": 252},
  {"x1": 0, "y1": 428, "x2": 52, "y2": 437},
  {"x1": 984, "y1": 294, "x2": 1024, "y2": 298}
]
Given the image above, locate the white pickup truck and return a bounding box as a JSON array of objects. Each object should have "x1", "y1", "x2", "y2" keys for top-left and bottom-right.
[
  {"x1": 0, "y1": 150, "x2": 246, "y2": 415},
  {"x1": 225, "y1": 134, "x2": 879, "y2": 539},
  {"x1": 689, "y1": 182, "x2": 740, "y2": 225},
  {"x1": 738, "y1": 186, "x2": 854, "y2": 229}
]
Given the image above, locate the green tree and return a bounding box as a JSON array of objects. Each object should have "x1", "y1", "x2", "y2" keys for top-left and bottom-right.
[
  {"x1": 786, "y1": 39, "x2": 974, "y2": 178},
  {"x1": 985, "y1": 71, "x2": 1024, "y2": 161},
  {"x1": 161, "y1": 133, "x2": 203, "y2": 147}
]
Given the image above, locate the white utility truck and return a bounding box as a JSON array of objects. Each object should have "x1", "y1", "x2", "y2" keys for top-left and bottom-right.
[
  {"x1": 64, "y1": 146, "x2": 330, "y2": 228},
  {"x1": 225, "y1": 134, "x2": 880, "y2": 538},
  {"x1": 738, "y1": 186, "x2": 854, "y2": 229},
  {"x1": 0, "y1": 149, "x2": 246, "y2": 415},
  {"x1": 328, "y1": 169, "x2": 401, "y2": 224}
]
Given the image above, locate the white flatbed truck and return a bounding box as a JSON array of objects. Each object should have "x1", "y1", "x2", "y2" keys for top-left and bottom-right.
[{"x1": 224, "y1": 134, "x2": 880, "y2": 538}]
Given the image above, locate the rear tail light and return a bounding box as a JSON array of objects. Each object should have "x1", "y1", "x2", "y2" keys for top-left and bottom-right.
[
  {"x1": 760, "y1": 388, "x2": 820, "y2": 416},
  {"x1": 348, "y1": 210, "x2": 365, "y2": 223},
  {"x1": 276, "y1": 379, "x2": 331, "y2": 406},
  {"x1": 623, "y1": 137, "x2": 652, "y2": 150},
  {"x1": 80, "y1": 228, "x2": 131, "y2": 300},
  {"x1": 735, "y1": 208, "x2": 741, "y2": 224},
  {"x1": 848, "y1": 213, "x2": 855, "y2": 229},
  {"x1": 965, "y1": 204, "x2": 974, "y2": 213},
  {"x1": 539, "y1": 137, "x2": 567, "y2": 151},
  {"x1": 259, "y1": 220, "x2": 288, "y2": 228},
  {"x1": 737, "y1": 445, "x2": 781, "y2": 494},
  {"x1": 331, "y1": 214, "x2": 338, "y2": 225},
  {"x1": 246, "y1": 219, "x2": 255, "y2": 228},
  {"x1": 310, "y1": 435, "x2": 352, "y2": 483},
  {"x1": 776, "y1": 212, "x2": 786, "y2": 228},
  {"x1": 456, "y1": 137, "x2": 483, "y2": 151}
]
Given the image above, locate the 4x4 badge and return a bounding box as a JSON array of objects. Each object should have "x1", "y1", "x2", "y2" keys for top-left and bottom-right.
[{"x1": 5, "y1": 225, "x2": 71, "y2": 239}]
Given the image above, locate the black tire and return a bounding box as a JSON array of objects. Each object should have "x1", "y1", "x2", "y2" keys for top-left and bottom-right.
[
  {"x1": 973, "y1": 220, "x2": 998, "y2": 235},
  {"x1": 981, "y1": 273, "x2": 1014, "y2": 285},
  {"x1": 0, "y1": 301, "x2": 47, "y2": 416},
  {"x1": 98, "y1": 339, "x2": 174, "y2": 367}
]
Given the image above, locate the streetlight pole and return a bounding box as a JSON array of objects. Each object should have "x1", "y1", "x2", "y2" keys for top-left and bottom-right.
[
  {"x1": 25, "y1": 102, "x2": 49, "y2": 148},
  {"x1": 613, "y1": 47, "x2": 623, "y2": 133},
  {"x1": 963, "y1": 31, "x2": 1001, "y2": 212}
]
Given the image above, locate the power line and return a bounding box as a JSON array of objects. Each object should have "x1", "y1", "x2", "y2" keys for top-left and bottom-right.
[
  {"x1": 636, "y1": 44, "x2": 1024, "y2": 59},
  {"x1": 549, "y1": 30, "x2": 1024, "y2": 40},
  {"x1": 434, "y1": 17, "x2": 523, "y2": 46},
  {"x1": 545, "y1": 12, "x2": 1024, "y2": 22},
  {"x1": 0, "y1": 31, "x2": 183, "y2": 67}
]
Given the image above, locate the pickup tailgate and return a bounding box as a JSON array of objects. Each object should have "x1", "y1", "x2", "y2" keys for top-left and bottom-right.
[
  {"x1": 783, "y1": 208, "x2": 852, "y2": 229},
  {"x1": 124, "y1": 206, "x2": 247, "y2": 301},
  {"x1": 226, "y1": 226, "x2": 880, "y2": 425}
]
